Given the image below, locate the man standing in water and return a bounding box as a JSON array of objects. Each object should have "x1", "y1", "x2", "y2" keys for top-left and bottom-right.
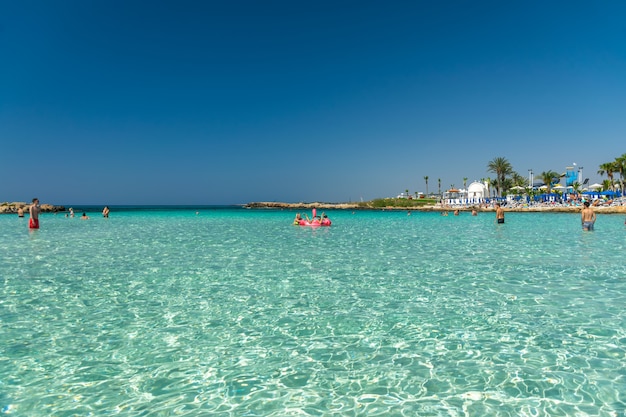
[
  {"x1": 581, "y1": 201, "x2": 596, "y2": 231},
  {"x1": 495, "y1": 203, "x2": 505, "y2": 224},
  {"x1": 29, "y1": 198, "x2": 40, "y2": 229}
]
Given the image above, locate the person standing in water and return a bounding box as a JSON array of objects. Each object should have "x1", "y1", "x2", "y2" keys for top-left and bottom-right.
[
  {"x1": 581, "y1": 201, "x2": 596, "y2": 231},
  {"x1": 495, "y1": 203, "x2": 504, "y2": 224},
  {"x1": 29, "y1": 198, "x2": 40, "y2": 229}
]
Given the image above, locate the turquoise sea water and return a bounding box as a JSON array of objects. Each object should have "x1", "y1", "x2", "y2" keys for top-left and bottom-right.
[{"x1": 1, "y1": 207, "x2": 626, "y2": 416}]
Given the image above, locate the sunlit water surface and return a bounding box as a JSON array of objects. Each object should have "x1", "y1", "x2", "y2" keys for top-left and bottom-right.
[{"x1": 1, "y1": 207, "x2": 625, "y2": 416}]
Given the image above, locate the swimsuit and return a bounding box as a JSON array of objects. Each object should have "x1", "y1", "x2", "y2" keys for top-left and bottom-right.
[
  {"x1": 582, "y1": 221, "x2": 594, "y2": 230},
  {"x1": 497, "y1": 218, "x2": 504, "y2": 224},
  {"x1": 29, "y1": 218, "x2": 39, "y2": 229}
]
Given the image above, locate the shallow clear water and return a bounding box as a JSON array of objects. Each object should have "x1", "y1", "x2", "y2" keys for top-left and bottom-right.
[{"x1": 1, "y1": 207, "x2": 625, "y2": 416}]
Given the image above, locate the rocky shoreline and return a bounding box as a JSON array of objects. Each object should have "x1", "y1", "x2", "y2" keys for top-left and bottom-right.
[
  {"x1": 244, "y1": 201, "x2": 362, "y2": 210},
  {"x1": 244, "y1": 201, "x2": 626, "y2": 214},
  {"x1": 0, "y1": 202, "x2": 66, "y2": 214}
]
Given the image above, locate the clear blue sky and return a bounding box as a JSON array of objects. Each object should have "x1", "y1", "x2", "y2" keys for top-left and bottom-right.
[{"x1": 1, "y1": 1, "x2": 625, "y2": 205}]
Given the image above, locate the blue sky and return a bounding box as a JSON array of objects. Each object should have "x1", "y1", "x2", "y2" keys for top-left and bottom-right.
[{"x1": 1, "y1": 1, "x2": 625, "y2": 205}]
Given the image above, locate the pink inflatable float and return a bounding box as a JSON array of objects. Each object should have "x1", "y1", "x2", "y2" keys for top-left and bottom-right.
[{"x1": 293, "y1": 209, "x2": 331, "y2": 227}]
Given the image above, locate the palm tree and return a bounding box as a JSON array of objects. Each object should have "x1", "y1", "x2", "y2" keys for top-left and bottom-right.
[
  {"x1": 489, "y1": 178, "x2": 499, "y2": 198},
  {"x1": 487, "y1": 157, "x2": 513, "y2": 197},
  {"x1": 424, "y1": 176, "x2": 429, "y2": 197},
  {"x1": 614, "y1": 153, "x2": 626, "y2": 195},
  {"x1": 539, "y1": 170, "x2": 560, "y2": 194},
  {"x1": 483, "y1": 177, "x2": 491, "y2": 197},
  {"x1": 438, "y1": 178, "x2": 441, "y2": 197},
  {"x1": 511, "y1": 172, "x2": 527, "y2": 188},
  {"x1": 501, "y1": 178, "x2": 513, "y2": 195},
  {"x1": 463, "y1": 177, "x2": 468, "y2": 189},
  {"x1": 602, "y1": 179, "x2": 612, "y2": 192},
  {"x1": 598, "y1": 161, "x2": 617, "y2": 191}
]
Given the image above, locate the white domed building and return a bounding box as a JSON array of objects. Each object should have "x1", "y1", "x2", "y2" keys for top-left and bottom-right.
[{"x1": 467, "y1": 181, "x2": 489, "y2": 204}]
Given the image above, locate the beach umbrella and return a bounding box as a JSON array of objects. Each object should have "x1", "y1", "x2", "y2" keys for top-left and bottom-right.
[
  {"x1": 553, "y1": 185, "x2": 566, "y2": 190},
  {"x1": 589, "y1": 183, "x2": 602, "y2": 190}
]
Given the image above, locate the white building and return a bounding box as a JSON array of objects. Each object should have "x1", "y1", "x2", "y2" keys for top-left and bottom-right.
[{"x1": 466, "y1": 181, "x2": 489, "y2": 204}]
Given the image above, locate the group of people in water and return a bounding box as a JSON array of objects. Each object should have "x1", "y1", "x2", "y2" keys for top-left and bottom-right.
[
  {"x1": 288, "y1": 201, "x2": 615, "y2": 230},
  {"x1": 22, "y1": 200, "x2": 111, "y2": 229},
  {"x1": 439, "y1": 208, "x2": 479, "y2": 217},
  {"x1": 63, "y1": 207, "x2": 99, "y2": 220},
  {"x1": 293, "y1": 211, "x2": 332, "y2": 226},
  {"x1": 439, "y1": 201, "x2": 600, "y2": 230},
  {"x1": 17, "y1": 200, "x2": 615, "y2": 231}
]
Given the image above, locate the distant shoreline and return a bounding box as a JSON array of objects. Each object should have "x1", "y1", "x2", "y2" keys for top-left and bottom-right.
[
  {"x1": 244, "y1": 201, "x2": 626, "y2": 214},
  {"x1": 2, "y1": 201, "x2": 625, "y2": 215}
]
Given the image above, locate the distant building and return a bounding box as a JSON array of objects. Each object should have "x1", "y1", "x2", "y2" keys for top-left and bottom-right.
[{"x1": 467, "y1": 181, "x2": 489, "y2": 203}]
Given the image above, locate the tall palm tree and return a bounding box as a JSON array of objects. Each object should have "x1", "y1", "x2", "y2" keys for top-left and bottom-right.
[
  {"x1": 424, "y1": 176, "x2": 429, "y2": 197},
  {"x1": 487, "y1": 157, "x2": 513, "y2": 197},
  {"x1": 597, "y1": 161, "x2": 617, "y2": 191},
  {"x1": 463, "y1": 177, "x2": 468, "y2": 189},
  {"x1": 614, "y1": 153, "x2": 626, "y2": 195},
  {"x1": 437, "y1": 178, "x2": 441, "y2": 197},
  {"x1": 539, "y1": 170, "x2": 560, "y2": 194}
]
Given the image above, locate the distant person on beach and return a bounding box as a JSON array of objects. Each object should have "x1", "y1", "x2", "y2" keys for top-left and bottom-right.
[
  {"x1": 581, "y1": 201, "x2": 596, "y2": 231},
  {"x1": 495, "y1": 203, "x2": 504, "y2": 224},
  {"x1": 29, "y1": 198, "x2": 40, "y2": 229},
  {"x1": 69, "y1": 208, "x2": 75, "y2": 218},
  {"x1": 17, "y1": 207, "x2": 24, "y2": 217},
  {"x1": 471, "y1": 208, "x2": 478, "y2": 216},
  {"x1": 81, "y1": 212, "x2": 89, "y2": 220},
  {"x1": 102, "y1": 206, "x2": 110, "y2": 218}
]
